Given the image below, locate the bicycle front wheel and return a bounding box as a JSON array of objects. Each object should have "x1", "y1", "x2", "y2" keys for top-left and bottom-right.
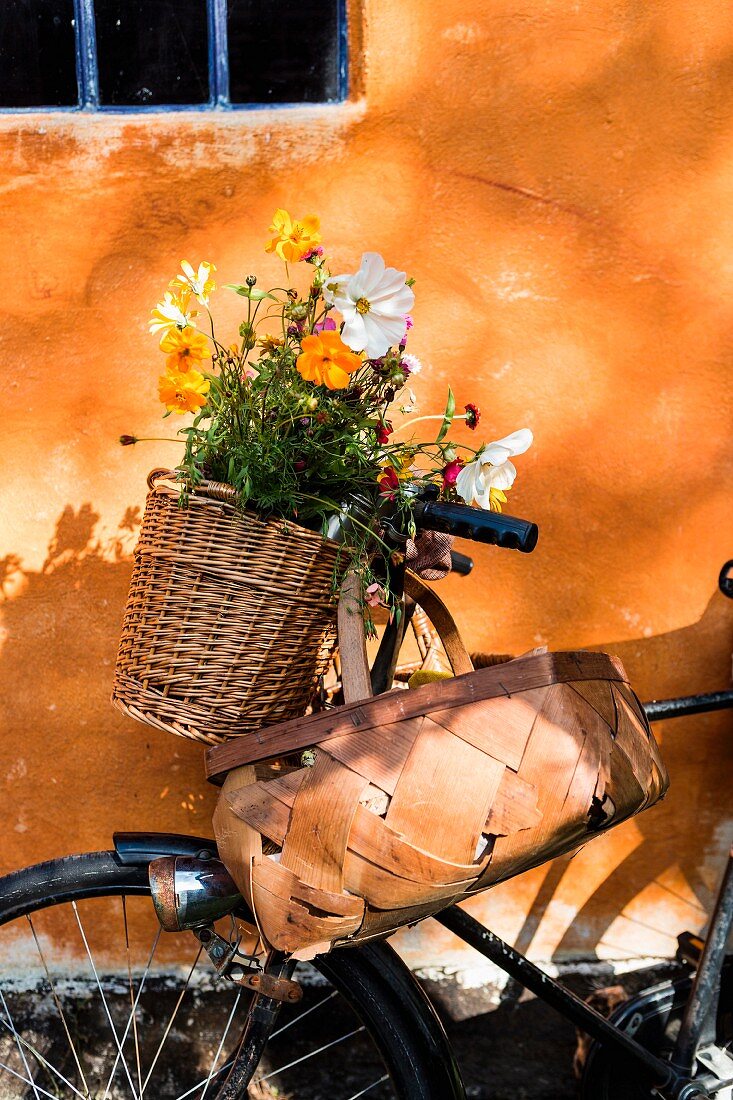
[{"x1": 0, "y1": 850, "x2": 464, "y2": 1100}]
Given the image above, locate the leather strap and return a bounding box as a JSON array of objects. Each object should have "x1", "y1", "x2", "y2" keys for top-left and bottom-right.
[{"x1": 339, "y1": 571, "x2": 473, "y2": 703}]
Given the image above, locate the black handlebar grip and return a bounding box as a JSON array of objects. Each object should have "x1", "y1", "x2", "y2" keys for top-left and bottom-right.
[
  {"x1": 414, "y1": 500, "x2": 538, "y2": 553},
  {"x1": 449, "y1": 551, "x2": 474, "y2": 576}
]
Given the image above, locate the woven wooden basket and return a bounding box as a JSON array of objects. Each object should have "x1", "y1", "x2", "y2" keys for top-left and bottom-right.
[
  {"x1": 112, "y1": 469, "x2": 342, "y2": 745},
  {"x1": 208, "y1": 571, "x2": 669, "y2": 957}
]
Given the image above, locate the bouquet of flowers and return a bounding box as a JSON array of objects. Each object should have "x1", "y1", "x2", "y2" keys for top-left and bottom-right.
[{"x1": 127, "y1": 209, "x2": 532, "y2": 620}]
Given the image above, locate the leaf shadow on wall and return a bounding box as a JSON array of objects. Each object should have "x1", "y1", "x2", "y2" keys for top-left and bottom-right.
[{"x1": 0, "y1": 504, "x2": 214, "y2": 874}]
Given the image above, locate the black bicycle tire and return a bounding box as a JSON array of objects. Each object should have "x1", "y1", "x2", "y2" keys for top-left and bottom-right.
[
  {"x1": 581, "y1": 964, "x2": 733, "y2": 1099},
  {"x1": 0, "y1": 850, "x2": 465, "y2": 1100}
]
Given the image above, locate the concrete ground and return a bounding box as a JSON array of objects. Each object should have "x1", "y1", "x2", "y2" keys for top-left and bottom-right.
[
  {"x1": 0, "y1": 959, "x2": 683, "y2": 1098},
  {"x1": 421, "y1": 960, "x2": 682, "y2": 1100}
]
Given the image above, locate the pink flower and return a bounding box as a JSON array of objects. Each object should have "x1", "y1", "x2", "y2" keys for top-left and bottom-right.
[
  {"x1": 442, "y1": 458, "x2": 464, "y2": 489},
  {"x1": 404, "y1": 315, "x2": 413, "y2": 330},
  {"x1": 365, "y1": 582, "x2": 385, "y2": 608},
  {"x1": 314, "y1": 316, "x2": 337, "y2": 334}
]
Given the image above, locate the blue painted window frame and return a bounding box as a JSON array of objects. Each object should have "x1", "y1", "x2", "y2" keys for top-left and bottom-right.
[{"x1": 6, "y1": 0, "x2": 348, "y2": 112}]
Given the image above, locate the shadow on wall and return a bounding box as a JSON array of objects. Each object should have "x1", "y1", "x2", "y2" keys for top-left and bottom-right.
[
  {"x1": 0, "y1": 504, "x2": 216, "y2": 877},
  {"x1": 469, "y1": 586, "x2": 733, "y2": 969},
  {"x1": 1, "y1": 504, "x2": 732, "y2": 964}
]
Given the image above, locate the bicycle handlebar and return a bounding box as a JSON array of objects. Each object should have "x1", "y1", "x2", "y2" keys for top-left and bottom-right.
[{"x1": 413, "y1": 499, "x2": 539, "y2": 554}]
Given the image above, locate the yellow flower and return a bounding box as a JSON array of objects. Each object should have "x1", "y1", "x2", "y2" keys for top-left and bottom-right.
[
  {"x1": 296, "y1": 331, "x2": 361, "y2": 390},
  {"x1": 158, "y1": 368, "x2": 210, "y2": 415},
  {"x1": 489, "y1": 488, "x2": 507, "y2": 513},
  {"x1": 159, "y1": 326, "x2": 210, "y2": 372},
  {"x1": 150, "y1": 290, "x2": 195, "y2": 336},
  {"x1": 170, "y1": 261, "x2": 217, "y2": 305},
  {"x1": 266, "y1": 209, "x2": 321, "y2": 263},
  {"x1": 258, "y1": 333, "x2": 285, "y2": 355},
  {"x1": 395, "y1": 450, "x2": 415, "y2": 480}
]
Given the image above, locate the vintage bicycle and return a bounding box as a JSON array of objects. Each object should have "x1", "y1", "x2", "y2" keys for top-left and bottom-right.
[{"x1": 0, "y1": 506, "x2": 730, "y2": 1100}]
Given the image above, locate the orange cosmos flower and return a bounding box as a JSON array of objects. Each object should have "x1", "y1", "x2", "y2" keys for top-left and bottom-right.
[
  {"x1": 296, "y1": 331, "x2": 362, "y2": 390},
  {"x1": 159, "y1": 326, "x2": 210, "y2": 372},
  {"x1": 266, "y1": 209, "x2": 322, "y2": 263},
  {"x1": 158, "y1": 368, "x2": 210, "y2": 415}
]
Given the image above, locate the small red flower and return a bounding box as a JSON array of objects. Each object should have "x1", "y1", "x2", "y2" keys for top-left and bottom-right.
[
  {"x1": 442, "y1": 458, "x2": 464, "y2": 489},
  {"x1": 375, "y1": 420, "x2": 393, "y2": 445},
  {"x1": 464, "y1": 403, "x2": 480, "y2": 430},
  {"x1": 377, "y1": 467, "x2": 400, "y2": 498}
]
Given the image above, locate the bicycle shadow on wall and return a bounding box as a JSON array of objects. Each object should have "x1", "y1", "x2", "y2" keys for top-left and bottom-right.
[
  {"x1": 0, "y1": 503, "x2": 217, "y2": 877},
  {"x1": 1, "y1": 504, "x2": 731, "y2": 966},
  {"x1": 422, "y1": 583, "x2": 733, "y2": 1000}
]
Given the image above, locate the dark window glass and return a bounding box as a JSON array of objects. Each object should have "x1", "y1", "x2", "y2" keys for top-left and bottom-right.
[
  {"x1": 0, "y1": 0, "x2": 77, "y2": 107},
  {"x1": 95, "y1": 0, "x2": 209, "y2": 106},
  {"x1": 227, "y1": 0, "x2": 341, "y2": 104}
]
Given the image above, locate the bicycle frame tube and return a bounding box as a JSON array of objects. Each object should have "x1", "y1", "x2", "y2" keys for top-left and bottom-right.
[
  {"x1": 671, "y1": 845, "x2": 733, "y2": 1074},
  {"x1": 436, "y1": 907, "x2": 705, "y2": 1099}
]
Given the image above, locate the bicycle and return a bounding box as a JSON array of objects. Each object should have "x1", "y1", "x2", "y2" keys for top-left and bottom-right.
[{"x1": 0, "y1": 505, "x2": 730, "y2": 1100}]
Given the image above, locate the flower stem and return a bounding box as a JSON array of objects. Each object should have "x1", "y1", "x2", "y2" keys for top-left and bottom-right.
[{"x1": 394, "y1": 413, "x2": 469, "y2": 434}]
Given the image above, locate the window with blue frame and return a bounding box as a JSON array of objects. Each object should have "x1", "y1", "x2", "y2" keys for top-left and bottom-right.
[{"x1": 0, "y1": 0, "x2": 346, "y2": 110}]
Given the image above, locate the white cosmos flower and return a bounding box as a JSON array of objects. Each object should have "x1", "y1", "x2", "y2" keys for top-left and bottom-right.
[
  {"x1": 401, "y1": 353, "x2": 422, "y2": 374},
  {"x1": 323, "y1": 252, "x2": 415, "y2": 359},
  {"x1": 149, "y1": 291, "x2": 194, "y2": 335},
  {"x1": 456, "y1": 429, "x2": 533, "y2": 510},
  {"x1": 172, "y1": 260, "x2": 216, "y2": 305}
]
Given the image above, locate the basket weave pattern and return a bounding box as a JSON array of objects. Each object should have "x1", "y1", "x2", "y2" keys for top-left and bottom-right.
[
  {"x1": 209, "y1": 573, "x2": 668, "y2": 956},
  {"x1": 112, "y1": 473, "x2": 342, "y2": 744}
]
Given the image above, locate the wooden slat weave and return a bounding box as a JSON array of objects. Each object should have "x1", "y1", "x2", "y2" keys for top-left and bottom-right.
[{"x1": 210, "y1": 571, "x2": 669, "y2": 957}]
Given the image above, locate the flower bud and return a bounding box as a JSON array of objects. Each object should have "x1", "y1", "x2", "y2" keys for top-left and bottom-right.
[
  {"x1": 119, "y1": 434, "x2": 138, "y2": 446},
  {"x1": 245, "y1": 274, "x2": 257, "y2": 287},
  {"x1": 306, "y1": 396, "x2": 319, "y2": 411}
]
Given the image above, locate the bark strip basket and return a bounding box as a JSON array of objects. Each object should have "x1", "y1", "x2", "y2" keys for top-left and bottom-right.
[
  {"x1": 208, "y1": 570, "x2": 669, "y2": 957},
  {"x1": 112, "y1": 469, "x2": 342, "y2": 745}
]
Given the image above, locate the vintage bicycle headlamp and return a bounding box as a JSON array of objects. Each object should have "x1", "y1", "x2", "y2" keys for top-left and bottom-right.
[{"x1": 149, "y1": 856, "x2": 242, "y2": 932}]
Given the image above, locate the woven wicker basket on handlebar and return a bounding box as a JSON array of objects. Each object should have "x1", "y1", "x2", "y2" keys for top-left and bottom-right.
[
  {"x1": 112, "y1": 469, "x2": 342, "y2": 745},
  {"x1": 208, "y1": 570, "x2": 669, "y2": 958}
]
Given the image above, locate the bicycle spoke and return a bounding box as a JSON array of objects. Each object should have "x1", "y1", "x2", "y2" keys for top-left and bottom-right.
[
  {"x1": 269, "y1": 990, "x2": 339, "y2": 1040},
  {"x1": 123, "y1": 896, "x2": 144, "y2": 1100},
  {"x1": 0, "y1": 1008, "x2": 87, "y2": 1099},
  {"x1": 27, "y1": 912, "x2": 90, "y2": 1096},
  {"x1": 198, "y1": 990, "x2": 241, "y2": 1100},
  {"x1": 0, "y1": 988, "x2": 42, "y2": 1099},
  {"x1": 173, "y1": 1059, "x2": 235, "y2": 1100},
  {"x1": 0, "y1": 1054, "x2": 68, "y2": 1100},
  {"x1": 346, "y1": 1077, "x2": 391, "y2": 1100},
  {"x1": 139, "y1": 945, "x2": 203, "y2": 1097},
  {"x1": 72, "y1": 899, "x2": 139, "y2": 1100},
  {"x1": 254, "y1": 1025, "x2": 366, "y2": 1085},
  {"x1": 102, "y1": 908, "x2": 162, "y2": 1100}
]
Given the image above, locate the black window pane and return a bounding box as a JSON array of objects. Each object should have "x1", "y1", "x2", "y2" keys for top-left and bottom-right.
[
  {"x1": 228, "y1": 0, "x2": 341, "y2": 104},
  {"x1": 0, "y1": 0, "x2": 77, "y2": 107},
  {"x1": 95, "y1": 0, "x2": 209, "y2": 106}
]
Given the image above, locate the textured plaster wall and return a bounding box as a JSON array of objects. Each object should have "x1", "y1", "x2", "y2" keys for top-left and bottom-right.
[{"x1": 1, "y1": 0, "x2": 732, "y2": 968}]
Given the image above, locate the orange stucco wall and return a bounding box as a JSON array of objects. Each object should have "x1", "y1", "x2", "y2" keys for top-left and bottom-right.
[{"x1": 1, "y1": 0, "x2": 732, "y2": 969}]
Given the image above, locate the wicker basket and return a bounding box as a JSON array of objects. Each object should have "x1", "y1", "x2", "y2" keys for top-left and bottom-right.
[
  {"x1": 112, "y1": 469, "x2": 342, "y2": 745},
  {"x1": 208, "y1": 571, "x2": 669, "y2": 957}
]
